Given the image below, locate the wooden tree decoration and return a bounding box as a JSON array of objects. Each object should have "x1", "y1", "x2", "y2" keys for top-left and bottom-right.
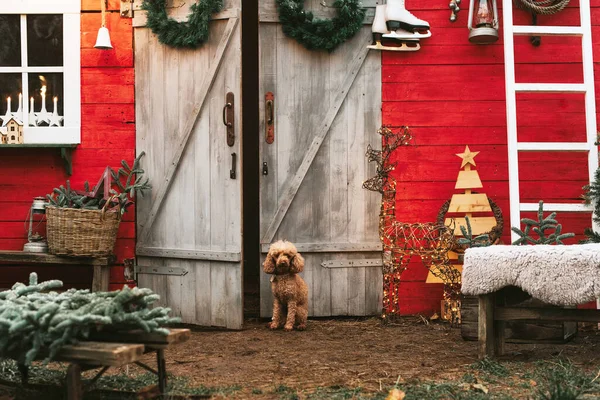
[{"x1": 432, "y1": 146, "x2": 504, "y2": 322}]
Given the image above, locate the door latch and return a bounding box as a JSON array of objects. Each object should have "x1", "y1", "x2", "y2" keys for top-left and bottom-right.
[
  {"x1": 262, "y1": 162, "x2": 268, "y2": 176},
  {"x1": 265, "y1": 92, "x2": 274, "y2": 144},
  {"x1": 230, "y1": 152, "x2": 237, "y2": 179}
]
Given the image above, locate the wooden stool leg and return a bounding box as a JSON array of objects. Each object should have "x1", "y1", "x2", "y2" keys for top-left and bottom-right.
[
  {"x1": 478, "y1": 293, "x2": 496, "y2": 359},
  {"x1": 66, "y1": 364, "x2": 83, "y2": 400},
  {"x1": 494, "y1": 290, "x2": 506, "y2": 356},
  {"x1": 17, "y1": 363, "x2": 29, "y2": 385},
  {"x1": 157, "y1": 349, "x2": 167, "y2": 395}
]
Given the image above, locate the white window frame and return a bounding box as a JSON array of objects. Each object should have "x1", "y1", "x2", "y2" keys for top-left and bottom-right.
[{"x1": 0, "y1": 0, "x2": 80, "y2": 144}]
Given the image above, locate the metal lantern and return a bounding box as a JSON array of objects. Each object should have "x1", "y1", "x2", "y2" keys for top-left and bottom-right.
[
  {"x1": 23, "y1": 197, "x2": 48, "y2": 253},
  {"x1": 468, "y1": 0, "x2": 499, "y2": 44}
]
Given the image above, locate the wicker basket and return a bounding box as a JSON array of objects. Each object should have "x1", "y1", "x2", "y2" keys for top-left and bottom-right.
[{"x1": 46, "y1": 206, "x2": 121, "y2": 257}]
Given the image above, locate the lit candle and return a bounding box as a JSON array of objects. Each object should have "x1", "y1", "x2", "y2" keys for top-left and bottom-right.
[
  {"x1": 40, "y1": 86, "x2": 46, "y2": 112},
  {"x1": 29, "y1": 97, "x2": 36, "y2": 127},
  {"x1": 53, "y1": 96, "x2": 57, "y2": 114},
  {"x1": 6, "y1": 96, "x2": 10, "y2": 114}
]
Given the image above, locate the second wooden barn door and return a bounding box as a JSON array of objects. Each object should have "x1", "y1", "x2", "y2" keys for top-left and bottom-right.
[
  {"x1": 258, "y1": 1, "x2": 383, "y2": 317},
  {"x1": 133, "y1": 0, "x2": 243, "y2": 329}
]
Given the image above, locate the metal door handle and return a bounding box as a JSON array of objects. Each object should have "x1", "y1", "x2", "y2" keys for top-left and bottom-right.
[
  {"x1": 266, "y1": 100, "x2": 273, "y2": 124},
  {"x1": 222, "y1": 103, "x2": 232, "y2": 127}
]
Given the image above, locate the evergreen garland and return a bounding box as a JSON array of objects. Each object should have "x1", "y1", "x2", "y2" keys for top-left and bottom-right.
[
  {"x1": 141, "y1": 0, "x2": 223, "y2": 48},
  {"x1": 511, "y1": 201, "x2": 574, "y2": 245},
  {"x1": 276, "y1": 0, "x2": 366, "y2": 52},
  {"x1": 0, "y1": 273, "x2": 179, "y2": 366},
  {"x1": 583, "y1": 166, "x2": 600, "y2": 243}
]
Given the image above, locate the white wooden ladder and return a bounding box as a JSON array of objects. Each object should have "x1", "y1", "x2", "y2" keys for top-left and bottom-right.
[{"x1": 503, "y1": 0, "x2": 599, "y2": 243}]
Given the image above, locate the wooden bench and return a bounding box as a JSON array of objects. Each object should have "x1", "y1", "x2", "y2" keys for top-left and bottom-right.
[
  {"x1": 11, "y1": 328, "x2": 191, "y2": 399},
  {"x1": 478, "y1": 289, "x2": 600, "y2": 359},
  {"x1": 0, "y1": 251, "x2": 113, "y2": 292}
]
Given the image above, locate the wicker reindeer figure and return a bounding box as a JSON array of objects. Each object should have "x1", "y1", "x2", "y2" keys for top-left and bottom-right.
[{"x1": 363, "y1": 126, "x2": 460, "y2": 322}]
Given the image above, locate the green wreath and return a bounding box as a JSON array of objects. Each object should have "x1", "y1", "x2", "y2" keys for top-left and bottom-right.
[
  {"x1": 277, "y1": 0, "x2": 366, "y2": 52},
  {"x1": 142, "y1": 0, "x2": 223, "y2": 48}
]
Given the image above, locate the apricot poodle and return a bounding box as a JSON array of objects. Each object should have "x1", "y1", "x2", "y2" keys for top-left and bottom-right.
[{"x1": 263, "y1": 240, "x2": 308, "y2": 331}]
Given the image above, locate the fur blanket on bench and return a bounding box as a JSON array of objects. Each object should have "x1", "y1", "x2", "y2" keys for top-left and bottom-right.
[{"x1": 461, "y1": 244, "x2": 600, "y2": 306}]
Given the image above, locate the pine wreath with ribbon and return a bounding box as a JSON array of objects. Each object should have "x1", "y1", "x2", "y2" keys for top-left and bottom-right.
[
  {"x1": 142, "y1": 0, "x2": 223, "y2": 48},
  {"x1": 277, "y1": 0, "x2": 366, "y2": 52}
]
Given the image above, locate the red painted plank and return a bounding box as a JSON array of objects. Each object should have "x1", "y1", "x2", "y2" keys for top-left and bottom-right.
[
  {"x1": 81, "y1": 0, "x2": 120, "y2": 11},
  {"x1": 81, "y1": 67, "x2": 135, "y2": 86}
]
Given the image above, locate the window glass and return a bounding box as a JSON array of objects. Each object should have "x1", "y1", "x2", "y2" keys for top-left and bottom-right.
[
  {"x1": 28, "y1": 73, "x2": 63, "y2": 127},
  {"x1": 27, "y1": 14, "x2": 63, "y2": 67},
  {"x1": 0, "y1": 15, "x2": 21, "y2": 66},
  {"x1": 0, "y1": 73, "x2": 23, "y2": 124}
]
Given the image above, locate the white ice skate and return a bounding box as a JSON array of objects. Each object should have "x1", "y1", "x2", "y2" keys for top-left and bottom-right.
[
  {"x1": 384, "y1": 0, "x2": 431, "y2": 38},
  {"x1": 367, "y1": 4, "x2": 421, "y2": 52}
]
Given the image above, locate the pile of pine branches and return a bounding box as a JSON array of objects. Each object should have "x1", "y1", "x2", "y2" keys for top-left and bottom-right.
[{"x1": 0, "y1": 273, "x2": 179, "y2": 366}]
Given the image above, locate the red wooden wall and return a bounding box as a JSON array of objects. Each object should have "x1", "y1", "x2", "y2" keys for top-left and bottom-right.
[
  {"x1": 384, "y1": 0, "x2": 600, "y2": 315},
  {"x1": 0, "y1": 0, "x2": 135, "y2": 291}
]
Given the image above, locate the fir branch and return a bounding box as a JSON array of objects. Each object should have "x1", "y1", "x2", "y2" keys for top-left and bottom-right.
[
  {"x1": 511, "y1": 201, "x2": 574, "y2": 245},
  {"x1": 0, "y1": 273, "x2": 179, "y2": 366},
  {"x1": 457, "y1": 216, "x2": 492, "y2": 248}
]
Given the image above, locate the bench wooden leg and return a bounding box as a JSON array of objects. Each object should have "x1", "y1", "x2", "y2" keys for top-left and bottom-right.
[
  {"x1": 157, "y1": 349, "x2": 167, "y2": 395},
  {"x1": 66, "y1": 364, "x2": 83, "y2": 400},
  {"x1": 17, "y1": 363, "x2": 29, "y2": 384},
  {"x1": 479, "y1": 293, "x2": 496, "y2": 359}
]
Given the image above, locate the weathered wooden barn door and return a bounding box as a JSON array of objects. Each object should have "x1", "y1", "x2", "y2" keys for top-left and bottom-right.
[
  {"x1": 133, "y1": 0, "x2": 243, "y2": 329},
  {"x1": 259, "y1": 1, "x2": 383, "y2": 317}
]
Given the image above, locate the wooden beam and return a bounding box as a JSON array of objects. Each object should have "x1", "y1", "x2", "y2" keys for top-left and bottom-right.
[
  {"x1": 321, "y1": 259, "x2": 382, "y2": 268},
  {"x1": 133, "y1": 7, "x2": 239, "y2": 28},
  {"x1": 260, "y1": 242, "x2": 382, "y2": 254},
  {"x1": 91, "y1": 265, "x2": 110, "y2": 292},
  {"x1": 0, "y1": 251, "x2": 113, "y2": 266},
  {"x1": 495, "y1": 306, "x2": 600, "y2": 323},
  {"x1": 261, "y1": 38, "x2": 371, "y2": 244},
  {"x1": 137, "y1": 247, "x2": 242, "y2": 262},
  {"x1": 56, "y1": 342, "x2": 144, "y2": 366},
  {"x1": 137, "y1": 16, "x2": 239, "y2": 245},
  {"x1": 89, "y1": 328, "x2": 191, "y2": 349}
]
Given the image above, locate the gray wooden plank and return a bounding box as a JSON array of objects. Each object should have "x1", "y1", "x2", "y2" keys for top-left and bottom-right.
[
  {"x1": 261, "y1": 38, "x2": 371, "y2": 245},
  {"x1": 133, "y1": 7, "x2": 239, "y2": 27},
  {"x1": 136, "y1": 247, "x2": 241, "y2": 262},
  {"x1": 260, "y1": 242, "x2": 382, "y2": 253},
  {"x1": 137, "y1": 16, "x2": 240, "y2": 246},
  {"x1": 194, "y1": 261, "x2": 212, "y2": 326},
  {"x1": 258, "y1": 1, "x2": 376, "y2": 24}
]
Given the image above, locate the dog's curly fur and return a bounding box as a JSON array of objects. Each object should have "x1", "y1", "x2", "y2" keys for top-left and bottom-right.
[{"x1": 263, "y1": 240, "x2": 308, "y2": 331}]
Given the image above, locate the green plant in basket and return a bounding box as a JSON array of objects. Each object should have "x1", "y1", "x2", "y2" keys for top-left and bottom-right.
[{"x1": 46, "y1": 152, "x2": 151, "y2": 216}]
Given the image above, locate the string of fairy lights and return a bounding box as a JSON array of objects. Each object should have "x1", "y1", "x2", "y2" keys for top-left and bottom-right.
[{"x1": 363, "y1": 126, "x2": 462, "y2": 323}]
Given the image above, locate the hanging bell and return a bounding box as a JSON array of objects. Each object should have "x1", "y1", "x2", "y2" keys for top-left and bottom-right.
[{"x1": 94, "y1": 26, "x2": 113, "y2": 50}]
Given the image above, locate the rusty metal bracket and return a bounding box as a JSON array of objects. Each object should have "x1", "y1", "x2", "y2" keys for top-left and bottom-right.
[
  {"x1": 121, "y1": 0, "x2": 133, "y2": 18},
  {"x1": 223, "y1": 92, "x2": 235, "y2": 147},
  {"x1": 265, "y1": 92, "x2": 274, "y2": 144}
]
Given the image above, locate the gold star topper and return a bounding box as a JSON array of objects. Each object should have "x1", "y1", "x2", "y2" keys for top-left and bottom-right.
[{"x1": 456, "y1": 145, "x2": 480, "y2": 168}]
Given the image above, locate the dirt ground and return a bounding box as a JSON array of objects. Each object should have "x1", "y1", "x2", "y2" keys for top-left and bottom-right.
[
  {"x1": 145, "y1": 317, "x2": 600, "y2": 398},
  {"x1": 1, "y1": 317, "x2": 599, "y2": 399}
]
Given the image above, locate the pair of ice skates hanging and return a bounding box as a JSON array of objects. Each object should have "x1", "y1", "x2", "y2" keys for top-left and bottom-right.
[{"x1": 368, "y1": 0, "x2": 431, "y2": 52}]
